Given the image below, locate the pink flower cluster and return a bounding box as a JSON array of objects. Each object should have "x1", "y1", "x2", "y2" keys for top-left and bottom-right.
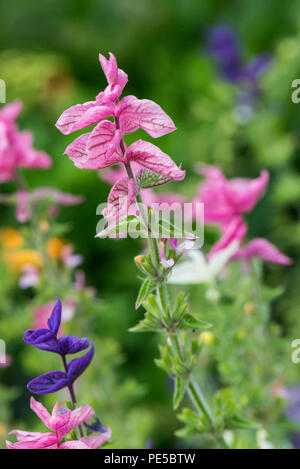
[
  {"x1": 56, "y1": 53, "x2": 185, "y2": 219},
  {"x1": 7, "y1": 397, "x2": 111, "y2": 449},
  {"x1": 195, "y1": 164, "x2": 291, "y2": 265},
  {"x1": 0, "y1": 101, "x2": 51, "y2": 183}
]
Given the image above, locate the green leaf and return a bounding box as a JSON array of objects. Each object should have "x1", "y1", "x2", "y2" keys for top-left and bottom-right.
[
  {"x1": 129, "y1": 311, "x2": 163, "y2": 333},
  {"x1": 225, "y1": 415, "x2": 260, "y2": 430},
  {"x1": 136, "y1": 169, "x2": 171, "y2": 188},
  {"x1": 173, "y1": 293, "x2": 189, "y2": 322},
  {"x1": 143, "y1": 294, "x2": 161, "y2": 317},
  {"x1": 135, "y1": 278, "x2": 156, "y2": 309},
  {"x1": 173, "y1": 376, "x2": 187, "y2": 410},
  {"x1": 180, "y1": 313, "x2": 212, "y2": 330},
  {"x1": 97, "y1": 215, "x2": 144, "y2": 238}
]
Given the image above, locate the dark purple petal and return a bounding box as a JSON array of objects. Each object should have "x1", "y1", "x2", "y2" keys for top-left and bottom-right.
[
  {"x1": 23, "y1": 328, "x2": 54, "y2": 345},
  {"x1": 67, "y1": 343, "x2": 94, "y2": 384},
  {"x1": 47, "y1": 298, "x2": 62, "y2": 335},
  {"x1": 57, "y1": 335, "x2": 89, "y2": 355},
  {"x1": 84, "y1": 416, "x2": 107, "y2": 434},
  {"x1": 27, "y1": 371, "x2": 69, "y2": 394},
  {"x1": 34, "y1": 339, "x2": 60, "y2": 353}
]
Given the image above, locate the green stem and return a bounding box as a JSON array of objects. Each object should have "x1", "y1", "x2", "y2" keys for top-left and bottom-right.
[
  {"x1": 119, "y1": 127, "x2": 225, "y2": 447},
  {"x1": 61, "y1": 355, "x2": 84, "y2": 438}
]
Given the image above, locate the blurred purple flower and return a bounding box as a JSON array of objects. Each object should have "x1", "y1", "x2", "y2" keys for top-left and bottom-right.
[
  {"x1": 284, "y1": 385, "x2": 300, "y2": 423},
  {"x1": 206, "y1": 24, "x2": 271, "y2": 106}
]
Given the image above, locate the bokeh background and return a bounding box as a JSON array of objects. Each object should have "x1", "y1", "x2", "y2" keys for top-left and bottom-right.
[{"x1": 1, "y1": 0, "x2": 300, "y2": 448}]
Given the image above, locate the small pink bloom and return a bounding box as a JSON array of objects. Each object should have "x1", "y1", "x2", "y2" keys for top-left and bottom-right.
[
  {"x1": 7, "y1": 397, "x2": 111, "y2": 450},
  {"x1": 11, "y1": 188, "x2": 83, "y2": 223},
  {"x1": 19, "y1": 264, "x2": 40, "y2": 289}
]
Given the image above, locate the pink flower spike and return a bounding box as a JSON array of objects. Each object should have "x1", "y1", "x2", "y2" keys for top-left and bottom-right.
[
  {"x1": 235, "y1": 238, "x2": 292, "y2": 265},
  {"x1": 117, "y1": 95, "x2": 176, "y2": 138},
  {"x1": 126, "y1": 140, "x2": 185, "y2": 181}
]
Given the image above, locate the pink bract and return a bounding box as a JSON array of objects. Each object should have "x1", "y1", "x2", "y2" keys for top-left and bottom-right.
[
  {"x1": 233, "y1": 238, "x2": 292, "y2": 265},
  {"x1": 56, "y1": 53, "x2": 183, "y2": 188},
  {"x1": 7, "y1": 397, "x2": 111, "y2": 449}
]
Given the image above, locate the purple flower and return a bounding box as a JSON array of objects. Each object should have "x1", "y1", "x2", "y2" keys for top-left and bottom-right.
[
  {"x1": 206, "y1": 24, "x2": 271, "y2": 106},
  {"x1": 27, "y1": 343, "x2": 94, "y2": 394},
  {"x1": 24, "y1": 298, "x2": 89, "y2": 356},
  {"x1": 284, "y1": 385, "x2": 300, "y2": 423}
]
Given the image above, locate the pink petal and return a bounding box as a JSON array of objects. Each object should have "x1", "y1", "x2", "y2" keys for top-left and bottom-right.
[
  {"x1": 126, "y1": 139, "x2": 185, "y2": 181},
  {"x1": 86, "y1": 120, "x2": 124, "y2": 169},
  {"x1": 209, "y1": 217, "x2": 247, "y2": 256},
  {"x1": 9, "y1": 430, "x2": 47, "y2": 442},
  {"x1": 56, "y1": 405, "x2": 95, "y2": 441},
  {"x1": 64, "y1": 132, "x2": 91, "y2": 168},
  {"x1": 56, "y1": 102, "x2": 113, "y2": 135},
  {"x1": 243, "y1": 238, "x2": 292, "y2": 265},
  {"x1": 102, "y1": 176, "x2": 138, "y2": 222},
  {"x1": 14, "y1": 131, "x2": 52, "y2": 170},
  {"x1": 30, "y1": 396, "x2": 52, "y2": 430},
  {"x1": 59, "y1": 440, "x2": 90, "y2": 449},
  {"x1": 117, "y1": 95, "x2": 176, "y2": 138},
  {"x1": 224, "y1": 170, "x2": 269, "y2": 213},
  {"x1": 79, "y1": 427, "x2": 112, "y2": 449},
  {"x1": 0, "y1": 100, "x2": 23, "y2": 122},
  {"x1": 56, "y1": 101, "x2": 96, "y2": 134},
  {"x1": 7, "y1": 432, "x2": 57, "y2": 449},
  {"x1": 99, "y1": 52, "x2": 128, "y2": 91},
  {"x1": 99, "y1": 52, "x2": 118, "y2": 84}
]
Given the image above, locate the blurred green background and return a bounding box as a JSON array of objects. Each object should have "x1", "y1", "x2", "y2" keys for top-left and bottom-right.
[{"x1": 1, "y1": 0, "x2": 300, "y2": 448}]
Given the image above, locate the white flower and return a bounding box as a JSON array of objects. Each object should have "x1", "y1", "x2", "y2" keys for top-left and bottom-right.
[{"x1": 168, "y1": 241, "x2": 239, "y2": 285}]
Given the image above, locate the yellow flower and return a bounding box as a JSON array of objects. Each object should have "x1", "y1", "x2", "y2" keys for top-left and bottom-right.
[
  {"x1": 244, "y1": 302, "x2": 255, "y2": 315},
  {"x1": 199, "y1": 331, "x2": 215, "y2": 345},
  {"x1": 0, "y1": 228, "x2": 24, "y2": 249},
  {"x1": 46, "y1": 237, "x2": 66, "y2": 259},
  {"x1": 39, "y1": 220, "x2": 50, "y2": 234},
  {"x1": 0, "y1": 422, "x2": 5, "y2": 438},
  {"x1": 5, "y1": 249, "x2": 43, "y2": 271}
]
